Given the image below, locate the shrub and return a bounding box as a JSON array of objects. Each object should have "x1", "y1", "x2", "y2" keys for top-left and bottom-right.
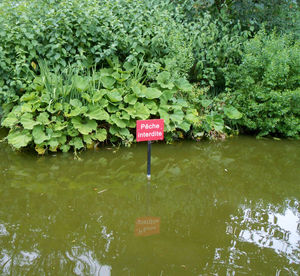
[
  {"x1": 0, "y1": 0, "x2": 193, "y2": 105},
  {"x1": 1, "y1": 60, "x2": 201, "y2": 153},
  {"x1": 188, "y1": 10, "x2": 249, "y2": 94},
  {"x1": 1, "y1": 57, "x2": 242, "y2": 153},
  {"x1": 173, "y1": 0, "x2": 300, "y2": 38},
  {"x1": 224, "y1": 31, "x2": 300, "y2": 138},
  {"x1": 185, "y1": 86, "x2": 242, "y2": 140},
  {"x1": 229, "y1": 0, "x2": 300, "y2": 37}
]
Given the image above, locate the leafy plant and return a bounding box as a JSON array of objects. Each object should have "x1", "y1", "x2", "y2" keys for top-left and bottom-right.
[
  {"x1": 173, "y1": 0, "x2": 300, "y2": 38},
  {"x1": 224, "y1": 31, "x2": 300, "y2": 138},
  {"x1": 188, "y1": 10, "x2": 249, "y2": 94},
  {"x1": 179, "y1": 85, "x2": 242, "y2": 140},
  {"x1": 0, "y1": 0, "x2": 194, "y2": 105},
  {"x1": 1, "y1": 61, "x2": 203, "y2": 153}
]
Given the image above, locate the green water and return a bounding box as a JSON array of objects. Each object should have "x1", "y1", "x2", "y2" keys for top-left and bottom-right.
[{"x1": 0, "y1": 136, "x2": 299, "y2": 275}]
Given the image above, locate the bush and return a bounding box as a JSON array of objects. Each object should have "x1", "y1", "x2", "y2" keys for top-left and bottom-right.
[
  {"x1": 173, "y1": 0, "x2": 300, "y2": 38},
  {"x1": 0, "y1": 60, "x2": 202, "y2": 153},
  {"x1": 0, "y1": 0, "x2": 193, "y2": 105},
  {"x1": 229, "y1": 0, "x2": 300, "y2": 37},
  {"x1": 188, "y1": 10, "x2": 249, "y2": 94},
  {"x1": 0, "y1": 57, "x2": 242, "y2": 153},
  {"x1": 224, "y1": 31, "x2": 300, "y2": 138}
]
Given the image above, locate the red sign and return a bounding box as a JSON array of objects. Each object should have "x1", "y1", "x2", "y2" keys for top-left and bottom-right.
[
  {"x1": 136, "y1": 119, "x2": 164, "y2": 142},
  {"x1": 135, "y1": 217, "x2": 160, "y2": 237}
]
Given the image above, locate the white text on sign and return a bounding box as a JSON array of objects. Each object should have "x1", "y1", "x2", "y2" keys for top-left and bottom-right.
[{"x1": 136, "y1": 119, "x2": 164, "y2": 142}]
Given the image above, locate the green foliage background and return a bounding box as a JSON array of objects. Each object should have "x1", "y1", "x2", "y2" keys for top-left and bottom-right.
[
  {"x1": 224, "y1": 31, "x2": 300, "y2": 137},
  {"x1": 0, "y1": 0, "x2": 193, "y2": 98},
  {"x1": 0, "y1": 0, "x2": 299, "y2": 153}
]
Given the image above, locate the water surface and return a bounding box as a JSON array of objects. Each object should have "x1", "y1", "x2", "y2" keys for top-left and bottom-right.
[{"x1": 0, "y1": 135, "x2": 299, "y2": 275}]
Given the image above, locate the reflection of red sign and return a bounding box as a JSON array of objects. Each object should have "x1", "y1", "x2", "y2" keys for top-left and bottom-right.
[
  {"x1": 136, "y1": 119, "x2": 164, "y2": 142},
  {"x1": 135, "y1": 217, "x2": 160, "y2": 237}
]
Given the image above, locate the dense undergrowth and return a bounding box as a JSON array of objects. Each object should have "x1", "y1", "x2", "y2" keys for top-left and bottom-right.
[{"x1": 0, "y1": 0, "x2": 299, "y2": 153}]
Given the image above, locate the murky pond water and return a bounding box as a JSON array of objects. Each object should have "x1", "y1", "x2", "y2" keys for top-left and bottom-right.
[{"x1": 0, "y1": 134, "x2": 299, "y2": 275}]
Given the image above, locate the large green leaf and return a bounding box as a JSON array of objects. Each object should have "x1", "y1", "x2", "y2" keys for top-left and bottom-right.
[
  {"x1": 143, "y1": 87, "x2": 162, "y2": 99},
  {"x1": 120, "y1": 111, "x2": 130, "y2": 120},
  {"x1": 21, "y1": 103, "x2": 33, "y2": 113},
  {"x1": 67, "y1": 125, "x2": 80, "y2": 137},
  {"x1": 170, "y1": 108, "x2": 184, "y2": 124},
  {"x1": 160, "y1": 89, "x2": 176, "y2": 104},
  {"x1": 54, "y1": 103, "x2": 63, "y2": 112},
  {"x1": 70, "y1": 99, "x2": 83, "y2": 108},
  {"x1": 74, "y1": 76, "x2": 89, "y2": 92},
  {"x1": 178, "y1": 121, "x2": 191, "y2": 132},
  {"x1": 100, "y1": 75, "x2": 116, "y2": 89},
  {"x1": 107, "y1": 104, "x2": 119, "y2": 113},
  {"x1": 175, "y1": 78, "x2": 193, "y2": 92},
  {"x1": 110, "y1": 114, "x2": 127, "y2": 128},
  {"x1": 2, "y1": 112, "x2": 19, "y2": 128},
  {"x1": 92, "y1": 90, "x2": 107, "y2": 102},
  {"x1": 57, "y1": 135, "x2": 67, "y2": 145},
  {"x1": 65, "y1": 106, "x2": 88, "y2": 117},
  {"x1": 81, "y1": 93, "x2": 92, "y2": 103},
  {"x1": 53, "y1": 121, "x2": 68, "y2": 131},
  {"x1": 109, "y1": 125, "x2": 132, "y2": 139},
  {"x1": 93, "y1": 129, "x2": 107, "y2": 142},
  {"x1": 20, "y1": 92, "x2": 37, "y2": 102},
  {"x1": 60, "y1": 144, "x2": 71, "y2": 153},
  {"x1": 185, "y1": 109, "x2": 199, "y2": 124},
  {"x1": 107, "y1": 90, "x2": 122, "y2": 102},
  {"x1": 144, "y1": 101, "x2": 158, "y2": 114},
  {"x1": 48, "y1": 138, "x2": 59, "y2": 150},
  {"x1": 100, "y1": 68, "x2": 114, "y2": 76},
  {"x1": 36, "y1": 112, "x2": 50, "y2": 125},
  {"x1": 132, "y1": 84, "x2": 143, "y2": 97},
  {"x1": 135, "y1": 86, "x2": 162, "y2": 99},
  {"x1": 224, "y1": 106, "x2": 243, "y2": 119},
  {"x1": 175, "y1": 98, "x2": 189, "y2": 108},
  {"x1": 20, "y1": 113, "x2": 39, "y2": 130},
  {"x1": 71, "y1": 117, "x2": 97, "y2": 135},
  {"x1": 69, "y1": 137, "x2": 84, "y2": 150},
  {"x1": 157, "y1": 72, "x2": 174, "y2": 89},
  {"x1": 32, "y1": 125, "x2": 48, "y2": 144},
  {"x1": 158, "y1": 106, "x2": 170, "y2": 125},
  {"x1": 123, "y1": 61, "x2": 135, "y2": 72},
  {"x1": 134, "y1": 102, "x2": 150, "y2": 119},
  {"x1": 86, "y1": 106, "x2": 109, "y2": 121},
  {"x1": 99, "y1": 98, "x2": 109, "y2": 108},
  {"x1": 124, "y1": 94, "x2": 138, "y2": 105},
  {"x1": 201, "y1": 99, "x2": 213, "y2": 108},
  {"x1": 124, "y1": 106, "x2": 135, "y2": 118},
  {"x1": 46, "y1": 127, "x2": 63, "y2": 139},
  {"x1": 206, "y1": 114, "x2": 224, "y2": 132},
  {"x1": 7, "y1": 130, "x2": 32, "y2": 149},
  {"x1": 83, "y1": 134, "x2": 93, "y2": 144}
]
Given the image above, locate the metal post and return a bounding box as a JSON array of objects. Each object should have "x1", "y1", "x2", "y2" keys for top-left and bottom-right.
[
  {"x1": 147, "y1": 141, "x2": 151, "y2": 180},
  {"x1": 146, "y1": 180, "x2": 151, "y2": 215}
]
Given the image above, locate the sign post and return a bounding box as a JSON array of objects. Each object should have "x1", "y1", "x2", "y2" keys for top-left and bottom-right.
[
  {"x1": 147, "y1": 141, "x2": 151, "y2": 180},
  {"x1": 136, "y1": 119, "x2": 164, "y2": 179}
]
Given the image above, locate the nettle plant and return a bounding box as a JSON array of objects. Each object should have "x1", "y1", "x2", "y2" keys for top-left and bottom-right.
[
  {"x1": 189, "y1": 10, "x2": 249, "y2": 94},
  {"x1": 0, "y1": 0, "x2": 193, "y2": 104},
  {"x1": 1, "y1": 59, "x2": 199, "y2": 153}
]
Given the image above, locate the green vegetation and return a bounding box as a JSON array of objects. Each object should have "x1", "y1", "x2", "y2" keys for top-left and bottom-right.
[
  {"x1": 0, "y1": 0, "x2": 299, "y2": 153},
  {"x1": 1, "y1": 59, "x2": 198, "y2": 152},
  {"x1": 224, "y1": 31, "x2": 300, "y2": 137}
]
